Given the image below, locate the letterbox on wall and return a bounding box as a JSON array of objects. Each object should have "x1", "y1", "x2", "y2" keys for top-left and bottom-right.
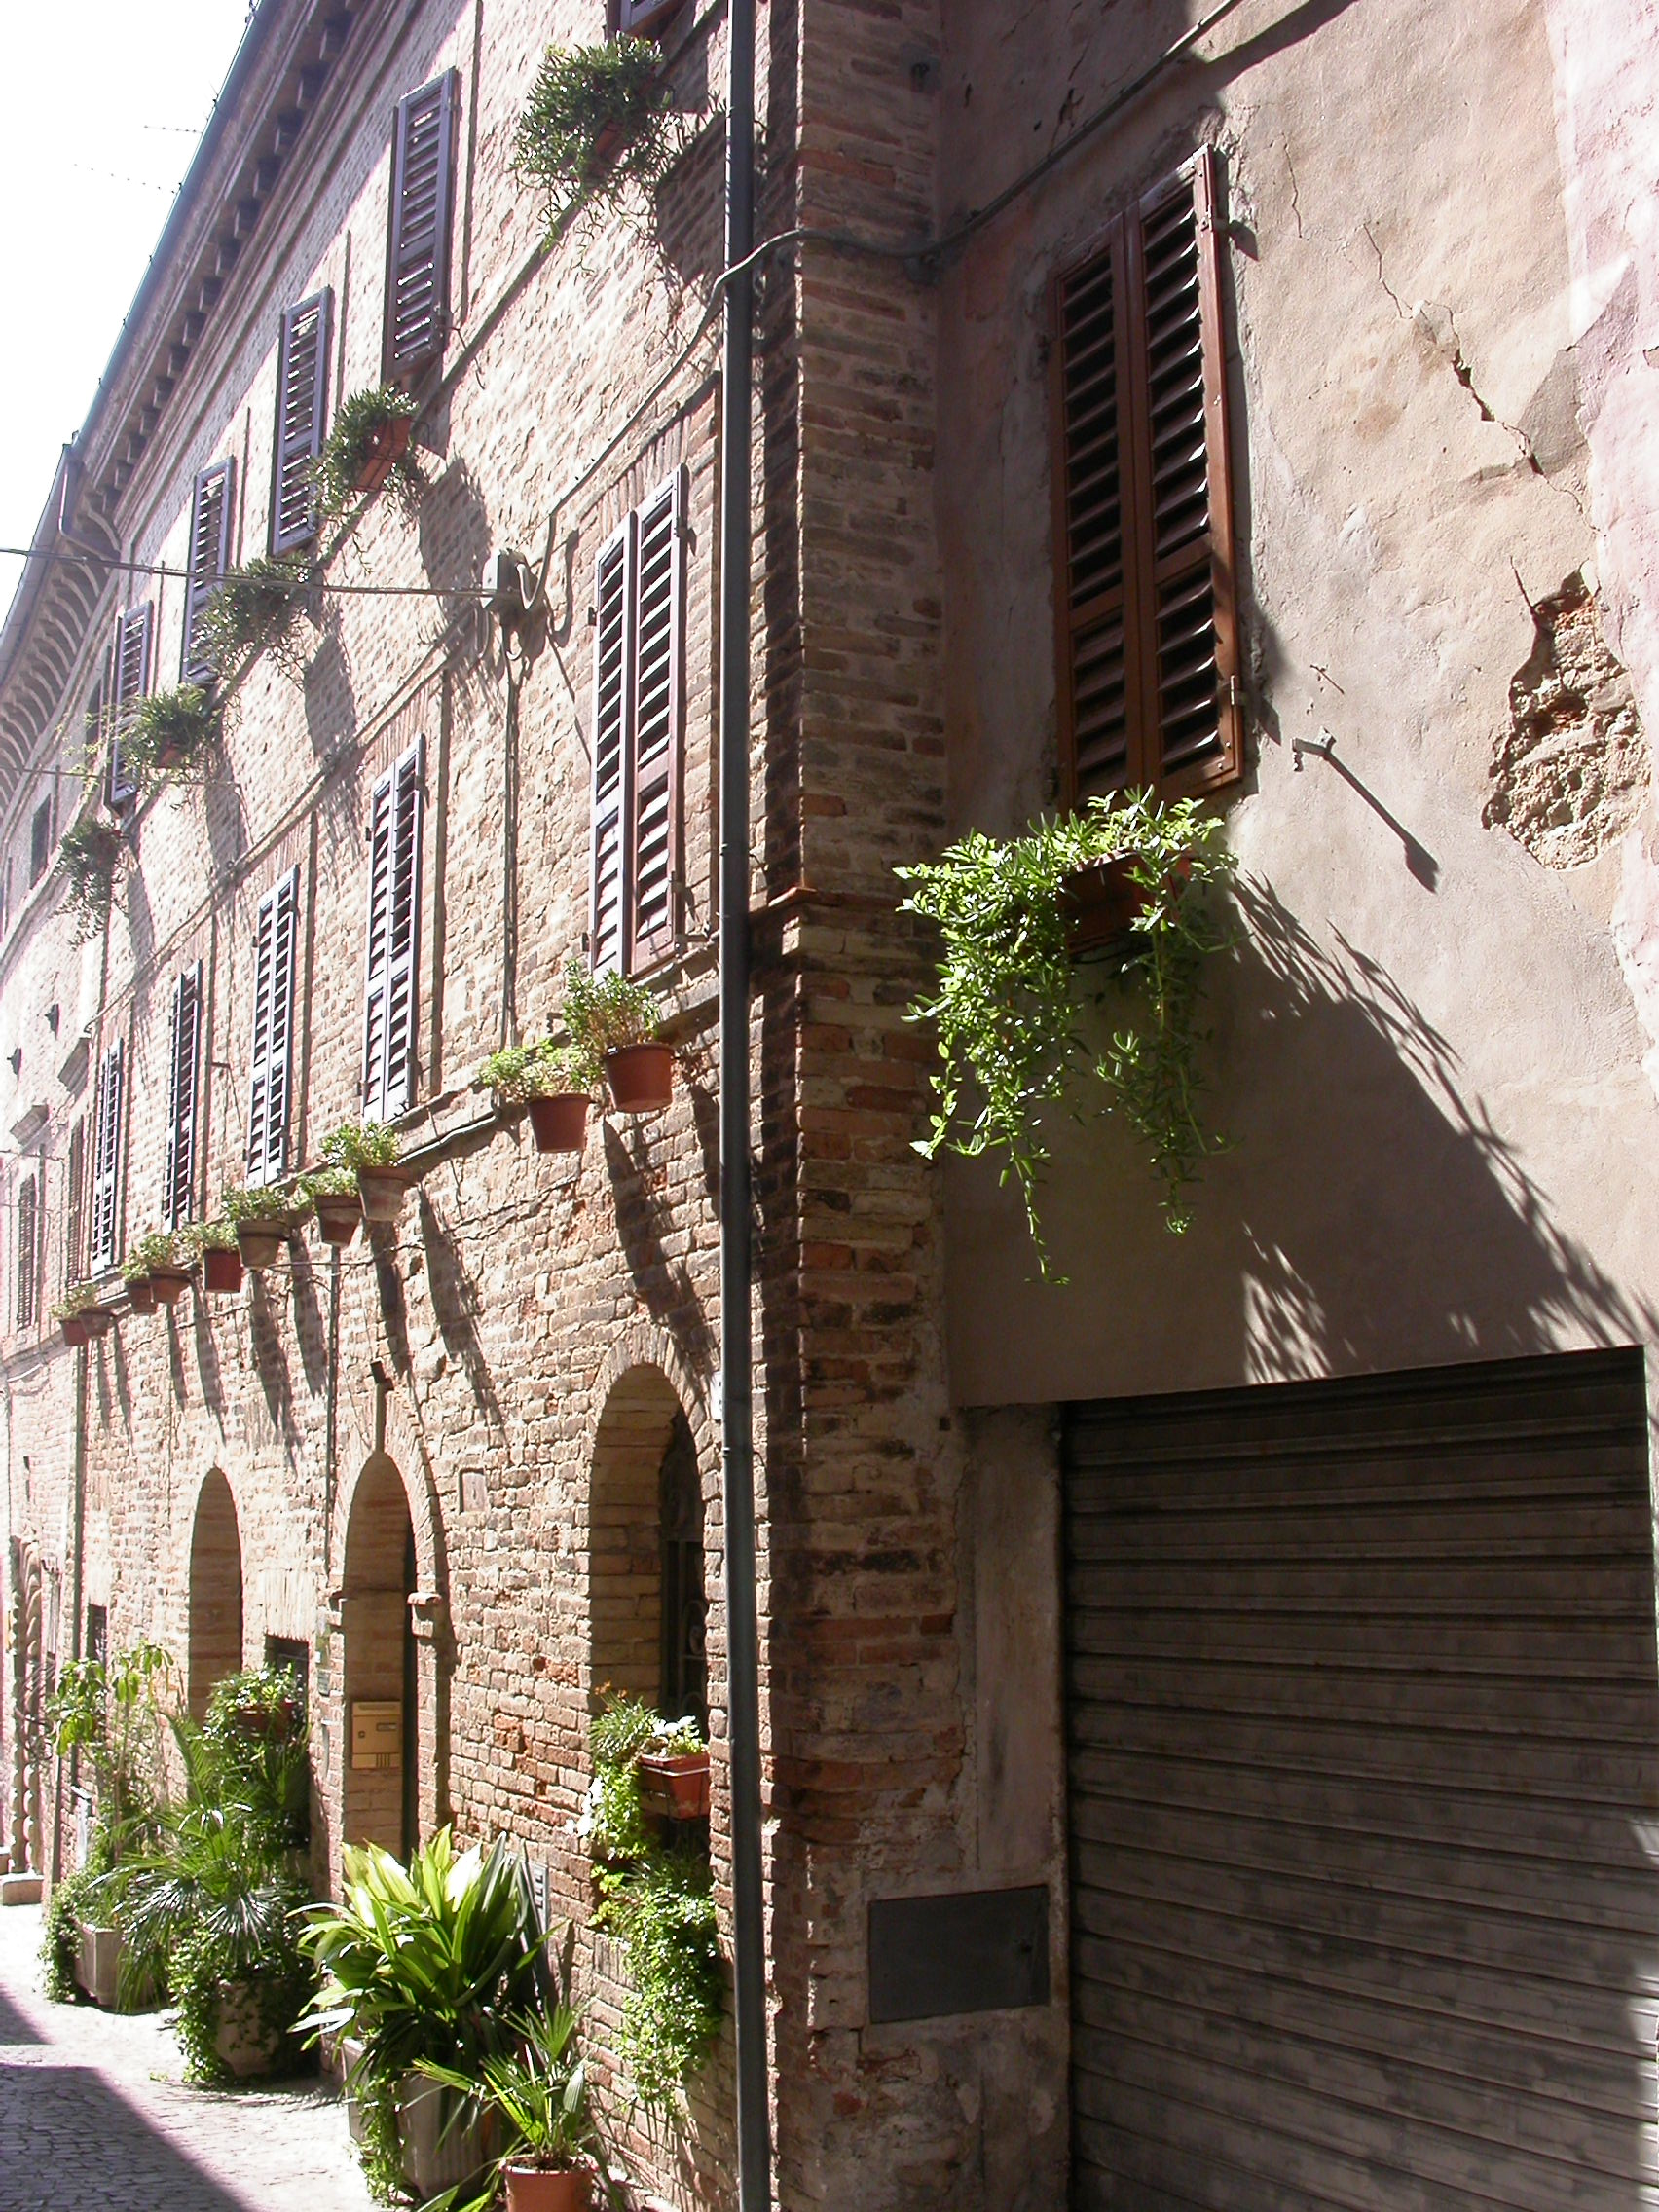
[{"x1": 351, "y1": 1699, "x2": 403, "y2": 1770}]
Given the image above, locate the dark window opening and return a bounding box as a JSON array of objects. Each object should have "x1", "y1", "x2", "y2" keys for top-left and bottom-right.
[
  {"x1": 659, "y1": 1411, "x2": 706, "y2": 1733},
  {"x1": 29, "y1": 797, "x2": 52, "y2": 887}
]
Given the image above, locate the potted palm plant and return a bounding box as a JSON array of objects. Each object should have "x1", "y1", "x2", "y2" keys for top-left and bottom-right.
[
  {"x1": 479, "y1": 1039, "x2": 600, "y2": 1155},
  {"x1": 561, "y1": 963, "x2": 673, "y2": 1115},
  {"x1": 185, "y1": 1217, "x2": 243, "y2": 1294},
  {"x1": 224, "y1": 1184, "x2": 307, "y2": 1272},
  {"x1": 320, "y1": 1122, "x2": 412, "y2": 1225},
  {"x1": 419, "y1": 2005, "x2": 611, "y2": 2212}
]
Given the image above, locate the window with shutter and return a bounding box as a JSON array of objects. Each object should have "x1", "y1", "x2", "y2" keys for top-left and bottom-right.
[
  {"x1": 108, "y1": 604, "x2": 152, "y2": 809},
  {"x1": 182, "y1": 461, "x2": 236, "y2": 684},
  {"x1": 64, "y1": 1118, "x2": 86, "y2": 1292},
  {"x1": 163, "y1": 962, "x2": 203, "y2": 1231},
  {"x1": 386, "y1": 74, "x2": 458, "y2": 381},
  {"x1": 589, "y1": 470, "x2": 685, "y2": 976},
  {"x1": 1051, "y1": 147, "x2": 1241, "y2": 807},
  {"x1": 16, "y1": 1173, "x2": 38, "y2": 1331},
  {"x1": 90, "y1": 1040, "x2": 125, "y2": 1272},
  {"x1": 246, "y1": 869, "x2": 300, "y2": 1186},
  {"x1": 362, "y1": 741, "x2": 424, "y2": 1122},
  {"x1": 29, "y1": 797, "x2": 52, "y2": 887},
  {"x1": 616, "y1": 0, "x2": 683, "y2": 35},
  {"x1": 272, "y1": 292, "x2": 332, "y2": 554}
]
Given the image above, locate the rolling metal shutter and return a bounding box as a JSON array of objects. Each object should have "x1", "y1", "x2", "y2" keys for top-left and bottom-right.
[{"x1": 1064, "y1": 1348, "x2": 1659, "y2": 2210}]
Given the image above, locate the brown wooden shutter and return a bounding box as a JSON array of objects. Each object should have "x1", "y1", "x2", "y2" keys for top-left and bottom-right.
[
  {"x1": 590, "y1": 519, "x2": 632, "y2": 976},
  {"x1": 1053, "y1": 148, "x2": 1241, "y2": 806},
  {"x1": 108, "y1": 603, "x2": 152, "y2": 808},
  {"x1": 90, "y1": 1040, "x2": 125, "y2": 1270},
  {"x1": 163, "y1": 961, "x2": 203, "y2": 1231},
  {"x1": 386, "y1": 74, "x2": 458, "y2": 381},
  {"x1": 29, "y1": 798, "x2": 53, "y2": 887},
  {"x1": 246, "y1": 868, "x2": 299, "y2": 1185},
  {"x1": 64, "y1": 1118, "x2": 86, "y2": 1292},
  {"x1": 16, "y1": 1173, "x2": 38, "y2": 1331},
  {"x1": 628, "y1": 470, "x2": 684, "y2": 969},
  {"x1": 182, "y1": 461, "x2": 236, "y2": 683},
  {"x1": 362, "y1": 741, "x2": 424, "y2": 1121},
  {"x1": 272, "y1": 292, "x2": 331, "y2": 554}
]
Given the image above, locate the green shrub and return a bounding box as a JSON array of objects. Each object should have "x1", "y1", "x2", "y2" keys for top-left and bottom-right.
[
  {"x1": 57, "y1": 817, "x2": 122, "y2": 944},
  {"x1": 320, "y1": 1121, "x2": 401, "y2": 1171},
  {"x1": 561, "y1": 961, "x2": 663, "y2": 1058},
  {"x1": 118, "y1": 685, "x2": 217, "y2": 786}
]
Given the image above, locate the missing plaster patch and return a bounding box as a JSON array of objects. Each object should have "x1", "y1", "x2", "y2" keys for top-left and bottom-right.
[{"x1": 1483, "y1": 574, "x2": 1648, "y2": 868}]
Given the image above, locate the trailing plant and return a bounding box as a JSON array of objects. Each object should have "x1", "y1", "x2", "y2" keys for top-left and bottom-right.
[
  {"x1": 896, "y1": 792, "x2": 1236, "y2": 1271},
  {"x1": 194, "y1": 556, "x2": 311, "y2": 682},
  {"x1": 320, "y1": 1121, "x2": 402, "y2": 1171},
  {"x1": 514, "y1": 36, "x2": 677, "y2": 228},
  {"x1": 478, "y1": 1036, "x2": 600, "y2": 1105},
  {"x1": 420, "y1": 2003, "x2": 616, "y2": 2212},
  {"x1": 42, "y1": 1835, "x2": 113, "y2": 2002},
  {"x1": 312, "y1": 386, "x2": 422, "y2": 522},
  {"x1": 118, "y1": 685, "x2": 217, "y2": 787},
  {"x1": 58, "y1": 816, "x2": 122, "y2": 944},
  {"x1": 123, "y1": 1229, "x2": 187, "y2": 1283},
  {"x1": 561, "y1": 960, "x2": 663, "y2": 1059},
  {"x1": 52, "y1": 1281, "x2": 98, "y2": 1320}
]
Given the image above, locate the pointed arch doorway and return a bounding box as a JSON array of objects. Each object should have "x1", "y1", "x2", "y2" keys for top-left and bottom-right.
[
  {"x1": 188, "y1": 1470, "x2": 244, "y2": 1720},
  {"x1": 341, "y1": 1454, "x2": 418, "y2": 1856}
]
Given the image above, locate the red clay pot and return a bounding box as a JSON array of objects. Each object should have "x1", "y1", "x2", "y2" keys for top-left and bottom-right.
[
  {"x1": 82, "y1": 1306, "x2": 116, "y2": 1339},
  {"x1": 235, "y1": 1220, "x2": 291, "y2": 1272},
  {"x1": 356, "y1": 1166, "x2": 413, "y2": 1225},
  {"x1": 525, "y1": 1094, "x2": 589, "y2": 1154},
  {"x1": 203, "y1": 1247, "x2": 244, "y2": 1294},
  {"x1": 504, "y1": 2164, "x2": 593, "y2": 2212},
  {"x1": 638, "y1": 1749, "x2": 711, "y2": 1820},
  {"x1": 125, "y1": 1275, "x2": 157, "y2": 1314},
  {"x1": 147, "y1": 1265, "x2": 193, "y2": 1308},
  {"x1": 59, "y1": 1314, "x2": 92, "y2": 1348},
  {"x1": 354, "y1": 415, "x2": 413, "y2": 495},
  {"x1": 313, "y1": 1196, "x2": 362, "y2": 1247},
  {"x1": 606, "y1": 1043, "x2": 674, "y2": 1114}
]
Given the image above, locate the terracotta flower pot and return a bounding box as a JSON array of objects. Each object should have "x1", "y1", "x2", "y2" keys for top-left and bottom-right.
[
  {"x1": 356, "y1": 1166, "x2": 412, "y2": 1225},
  {"x1": 147, "y1": 1265, "x2": 193, "y2": 1308},
  {"x1": 155, "y1": 741, "x2": 189, "y2": 773},
  {"x1": 1058, "y1": 854, "x2": 1143, "y2": 957},
  {"x1": 313, "y1": 1196, "x2": 362, "y2": 1247},
  {"x1": 236, "y1": 1220, "x2": 291, "y2": 1271},
  {"x1": 638, "y1": 1749, "x2": 711, "y2": 1820},
  {"x1": 59, "y1": 1314, "x2": 92, "y2": 1348},
  {"x1": 354, "y1": 414, "x2": 413, "y2": 495},
  {"x1": 125, "y1": 1274, "x2": 156, "y2": 1314},
  {"x1": 203, "y1": 1247, "x2": 244, "y2": 1294},
  {"x1": 505, "y1": 2164, "x2": 594, "y2": 2212},
  {"x1": 606, "y1": 1043, "x2": 674, "y2": 1114},
  {"x1": 525, "y1": 1093, "x2": 590, "y2": 1154},
  {"x1": 82, "y1": 1306, "x2": 116, "y2": 1339}
]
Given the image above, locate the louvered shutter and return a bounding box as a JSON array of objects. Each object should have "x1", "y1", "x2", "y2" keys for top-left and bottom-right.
[
  {"x1": 629, "y1": 472, "x2": 683, "y2": 968},
  {"x1": 162, "y1": 962, "x2": 203, "y2": 1231},
  {"x1": 590, "y1": 520, "x2": 632, "y2": 976},
  {"x1": 64, "y1": 1119, "x2": 86, "y2": 1292},
  {"x1": 386, "y1": 74, "x2": 458, "y2": 380},
  {"x1": 182, "y1": 461, "x2": 235, "y2": 683},
  {"x1": 1052, "y1": 147, "x2": 1241, "y2": 804},
  {"x1": 246, "y1": 869, "x2": 299, "y2": 1186},
  {"x1": 272, "y1": 292, "x2": 332, "y2": 554},
  {"x1": 108, "y1": 604, "x2": 152, "y2": 808},
  {"x1": 17, "y1": 1174, "x2": 38, "y2": 1330},
  {"x1": 90, "y1": 1041, "x2": 125, "y2": 1271},
  {"x1": 362, "y1": 741, "x2": 424, "y2": 1121}
]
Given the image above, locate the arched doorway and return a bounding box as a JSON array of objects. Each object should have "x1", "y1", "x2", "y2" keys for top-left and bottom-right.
[
  {"x1": 589, "y1": 1368, "x2": 707, "y2": 1723},
  {"x1": 188, "y1": 1470, "x2": 244, "y2": 1720},
  {"x1": 342, "y1": 1455, "x2": 417, "y2": 1856}
]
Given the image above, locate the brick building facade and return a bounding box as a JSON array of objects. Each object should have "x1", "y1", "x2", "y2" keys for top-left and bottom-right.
[{"x1": 5, "y1": 0, "x2": 1659, "y2": 2206}]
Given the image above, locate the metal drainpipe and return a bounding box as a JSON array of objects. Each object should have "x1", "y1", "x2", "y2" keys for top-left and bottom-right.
[{"x1": 718, "y1": 0, "x2": 770, "y2": 2200}]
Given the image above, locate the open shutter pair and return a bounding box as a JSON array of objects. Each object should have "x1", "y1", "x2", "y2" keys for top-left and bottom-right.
[
  {"x1": 272, "y1": 292, "x2": 332, "y2": 554},
  {"x1": 182, "y1": 461, "x2": 236, "y2": 684},
  {"x1": 247, "y1": 870, "x2": 300, "y2": 1186},
  {"x1": 107, "y1": 604, "x2": 152, "y2": 809},
  {"x1": 590, "y1": 470, "x2": 684, "y2": 976},
  {"x1": 386, "y1": 74, "x2": 458, "y2": 381},
  {"x1": 1051, "y1": 145, "x2": 1242, "y2": 806},
  {"x1": 362, "y1": 740, "x2": 424, "y2": 1122},
  {"x1": 163, "y1": 963, "x2": 203, "y2": 1231},
  {"x1": 90, "y1": 1041, "x2": 125, "y2": 1271}
]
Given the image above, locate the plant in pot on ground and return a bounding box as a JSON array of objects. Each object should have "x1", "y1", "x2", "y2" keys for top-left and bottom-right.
[
  {"x1": 184, "y1": 1216, "x2": 243, "y2": 1293},
  {"x1": 561, "y1": 962, "x2": 673, "y2": 1114},
  {"x1": 321, "y1": 1120, "x2": 411, "y2": 1224},
  {"x1": 57, "y1": 815, "x2": 123, "y2": 944},
  {"x1": 896, "y1": 791, "x2": 1237, "y2": 1276},
  {"x1": 419, "y1": 2003, "x2": 615, "y2": 2212},
  {"x1": 117, "y1": 685, "x2": 218, "y2": 790},
  {"x1": 513, "y1": 36, "x2": 677, "y2": 231},
  {"x1": 194, "y1": 556, "x2": 312, "y2": 682},
  {"x1": 312, "y1": 387, "x2": 422, "y2": 522},
  {"x1": 479, "y1": 1038, "x2": 601, "y2": 1155},
  {"x1": 223, "y1": 1182, "x2": 308, "y2": 1270},
  {"x1": 297, "y1": 1829, "x2": 550, "y2": 2205}
]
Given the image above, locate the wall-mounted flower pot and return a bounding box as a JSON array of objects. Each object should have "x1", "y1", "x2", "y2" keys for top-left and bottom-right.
[
  {"x1": 58, "y1": 1314, "x2": 92, "y2": 1348},
  {"x1": 638, "y1": 1749, "x2": 711, "y2": 1820},
  {"x1": 147, "y1": 1265, "x2": 193, "y2": 1308},
  {"x1": 125, "y1": 1274, "x2": 157, "y2": 1314},
  {"x1": 526, "y1": 1093, "x2": 589, "y2": 1154},
  {"x1": 203, "y1": 1247, "x2": 244, "y2": 1294},
  {"x1": 606, "y1": 1043, "x2": 674, "y2": 1114},
  {"x1": 357, "y1": 1166, "x2": 413, "y2": 1225},
  {"x1": 155, "y1": 741, "x2": 189, "y2": 773},
  {"x1": 1059, "y1": 854, "x2": 1142, "y2": 958},
  {"x1": 83, "y1": 1306, "x2": 115, "y2": 1339},
  {"x1": 313, "y1": 1196, "x2": 362, "y2": 1247},
  {"x1": 505, "y1": 2165, "x2": 594, "y2": 2212},
  {"x1": 355, "y1": 415, "x2": 413, "y2": 495},
  {"x1": 236, "y1": 1220, "x2": 292, "y2": 1272}
]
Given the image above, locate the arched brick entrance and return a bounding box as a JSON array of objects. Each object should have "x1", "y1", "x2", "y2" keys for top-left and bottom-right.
[{"x1": 187, "y1": 1470, "x2": 243, "y2": 1721}]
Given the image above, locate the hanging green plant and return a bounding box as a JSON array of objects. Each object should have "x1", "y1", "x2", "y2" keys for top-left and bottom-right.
[
  {"x1": 513, "y1": 37, "x2": 677, "y2": 227},
  {"x1": 119, "y1": 685, "x2": 219, "y2": 787},
  {"x1": 477, "y1": 1037, "x2": 600, "y2": 1106},
  {"x1": 896, "y1": 792, "x2": 1236, "y2": 1272},
  {"x1": 311, "y1": 387, "x2": 422, "y2": 522},
  {"x1": 194, "y1": 556, "x2": 311, "y2": 682},
  {"x1": 57, "y1": 816, "x2": 123, "y2": 943}
]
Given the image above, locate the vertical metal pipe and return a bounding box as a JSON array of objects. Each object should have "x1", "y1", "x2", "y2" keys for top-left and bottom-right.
[{"x1": 718, "y1": 0, "x2": 770, "y2": 2199}]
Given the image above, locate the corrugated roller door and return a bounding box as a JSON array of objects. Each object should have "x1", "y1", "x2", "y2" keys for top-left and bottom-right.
[{"x1": 1064, "y1": 1349, "x2": 1659, "y2": 2210}]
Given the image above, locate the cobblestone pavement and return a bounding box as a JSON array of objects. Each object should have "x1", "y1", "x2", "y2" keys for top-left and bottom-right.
[{"x1": 0, "y1": 1901, "x2": 375, "y2": 2212}]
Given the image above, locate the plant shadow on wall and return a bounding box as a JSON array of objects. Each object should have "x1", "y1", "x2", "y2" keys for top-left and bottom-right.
[
  {"x1": 602, "y1": 1116, "x2": 715, "y2": 1379},
  {"x1": 416, "y1": 450, "x2": 494, "y2": 639},
  {"x1": 302, "y1": 611, "x2": 357, "y2": 764},
  {"x1": 417, "y1": 1188, "x2": 505, "y2": 1438},
  {"x1": 248, "y1": 1269, "x2": 305, "y2": 1461}
]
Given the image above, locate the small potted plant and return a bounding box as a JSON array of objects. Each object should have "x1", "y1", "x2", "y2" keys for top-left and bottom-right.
[
  {"x1": 321, "y1": 1122, "x2": 412, "y2": 1226},
  {"x1": 121, "y1": 1247, "x2": 158, "y2": 1313},
  {"x1": 418, "y1": 2004, "x2": 609, "y2": 2212},
  {"x1": 194, "y1": 556, "x2": 310, "y2": 682},
  {"x1": 120, "y1": 686, "x2": 218, "y2": 785},
  {"x1": 479, "y1": 1038, "x2": 600, "y2": 1155},
  {"x1": 301, "y1": 1165, "x2": 363, "y2": 1247},
  {"x1": 59, "y1": 815, "x2": 124, "y2": 944},
  {"x1": 513, "y1": 36, "x2": 677, "y2": 229},
  {"x1": 224, "y1": 1184, "x2": 306, "y2": 1272},
  {"x1": 312, "y1": 387, "x2": 421, "y2": 516},
  {"x1": 561, "y1": 963, "x2": 673, "y2": 1115},
  {"x1": 186, "y1": 1217, "x2": 244, "y2": 1294},
  {"x1": 126, "y1": 1229, "x2": 193, "y2": 1307},
  {"x1": 636, "y1": 1714, "x2": 711, "y2": 1822},
  {"x1": 53, "y1": 1283, "x2": 102, "y2": 1346}
]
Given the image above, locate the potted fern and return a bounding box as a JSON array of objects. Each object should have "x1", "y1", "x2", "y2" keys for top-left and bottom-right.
[
  {"x1": 479, "y1": 1038, "x2": 600, "y2": 1155},
  {"x1": 186, "y1": 1217, "x2": 243, "y2": 1294},
  {"x1": 320, "y1": 1122, "x2": 412, "y2": 1225},
  {"x1": 121, "y1": 686, "x2": 218, "y2": 784},
  {"x1": 301, "y1": 1165, "x2": 362, "y2": 1248},
  {"x1": 561, "y1": 963, "x2": 673, "y2": 1114},
  {"x1": 224, "y1": 1184, "x2": 307, "y2": 1272},
  {"x1": 313, "y1": 387, "x2": 420, "y2": 516},
  {"x1": 513, "y1": 37, "x2": 676, "y2": 229}
]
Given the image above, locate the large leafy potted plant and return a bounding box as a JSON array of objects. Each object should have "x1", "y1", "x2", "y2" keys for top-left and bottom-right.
[
  {"x1": 125, "y1": 1229, "x2": 193, "y2": 1308},
  {"x1": 301, "y1": 1165, "x2": 362, "y2": 1247},
  {"x1": 896, "y1": 792, "x2": 1236, "y2": 1273},
  {"x1": 420, "y1": 2005, "x2": 613, "y2": 2212},
  {"x1": 561, "y1": 963, "x2": 673, "y2": 1115},
  {"x1": 58, "y1": 815, "x2": 123, "y2": 943},
  {"x1": 513, "y1": 37, "x2": 676, "y2": 229},
  {"x1": 320, "y1": 1121, "x2": 412, "y2": 1225},
  {"x1": 479, "y1": 1038, "x2": 600, "y2": 1155}
]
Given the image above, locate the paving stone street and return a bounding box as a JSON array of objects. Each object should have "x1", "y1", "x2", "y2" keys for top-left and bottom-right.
[{"x1": 0, "y1": 1903, "x2": 374, "y2": 2212}]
